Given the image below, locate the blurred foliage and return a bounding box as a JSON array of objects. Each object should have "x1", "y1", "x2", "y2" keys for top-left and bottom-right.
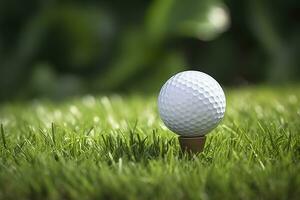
[{"x1": 0, "y1": 0, "x2": 299, "y2": 100}]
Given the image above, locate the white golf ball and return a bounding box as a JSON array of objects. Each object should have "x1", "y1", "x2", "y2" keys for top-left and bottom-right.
[{"x1": 158, "y1": 70, "x2": 226, "y2": 137}]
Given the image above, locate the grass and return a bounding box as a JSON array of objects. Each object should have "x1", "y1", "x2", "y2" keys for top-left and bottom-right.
[{"x1": 0, "y1": 86, "x2": 300, "y2": 200}]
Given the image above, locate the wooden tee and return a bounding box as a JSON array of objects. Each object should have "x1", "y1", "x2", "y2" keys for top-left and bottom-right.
[{"x1": 178, "y1": 136, "x2": 206, "y2": 154}]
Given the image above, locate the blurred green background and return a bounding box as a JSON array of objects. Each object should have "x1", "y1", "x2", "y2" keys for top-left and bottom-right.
[{"x1": 0, "y1": 0, "x2": 299, "y2": 100}]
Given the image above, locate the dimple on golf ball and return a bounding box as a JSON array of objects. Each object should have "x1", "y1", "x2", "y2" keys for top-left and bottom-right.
[{"x1": 158, "y1": 70, "x2": 226, "y2": 137}]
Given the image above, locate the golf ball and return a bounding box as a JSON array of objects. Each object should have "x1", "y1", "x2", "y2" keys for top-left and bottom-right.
[{"x1": 158, "y1": 70, "x2": 226, "y2": 137}]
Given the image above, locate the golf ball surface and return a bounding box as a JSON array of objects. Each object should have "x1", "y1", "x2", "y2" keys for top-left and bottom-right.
[{"x1": 158, "y1": 71, "x2": 226, "y2": 137}]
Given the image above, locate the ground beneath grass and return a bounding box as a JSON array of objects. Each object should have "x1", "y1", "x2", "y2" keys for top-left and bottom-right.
[{"x1": 0, "y1": 86, "x2": 300, "y2": 200}]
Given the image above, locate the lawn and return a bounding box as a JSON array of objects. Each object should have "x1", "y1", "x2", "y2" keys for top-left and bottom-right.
[{"x1": 0, "y1": 86, "x2": 300, "y2": 200}]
